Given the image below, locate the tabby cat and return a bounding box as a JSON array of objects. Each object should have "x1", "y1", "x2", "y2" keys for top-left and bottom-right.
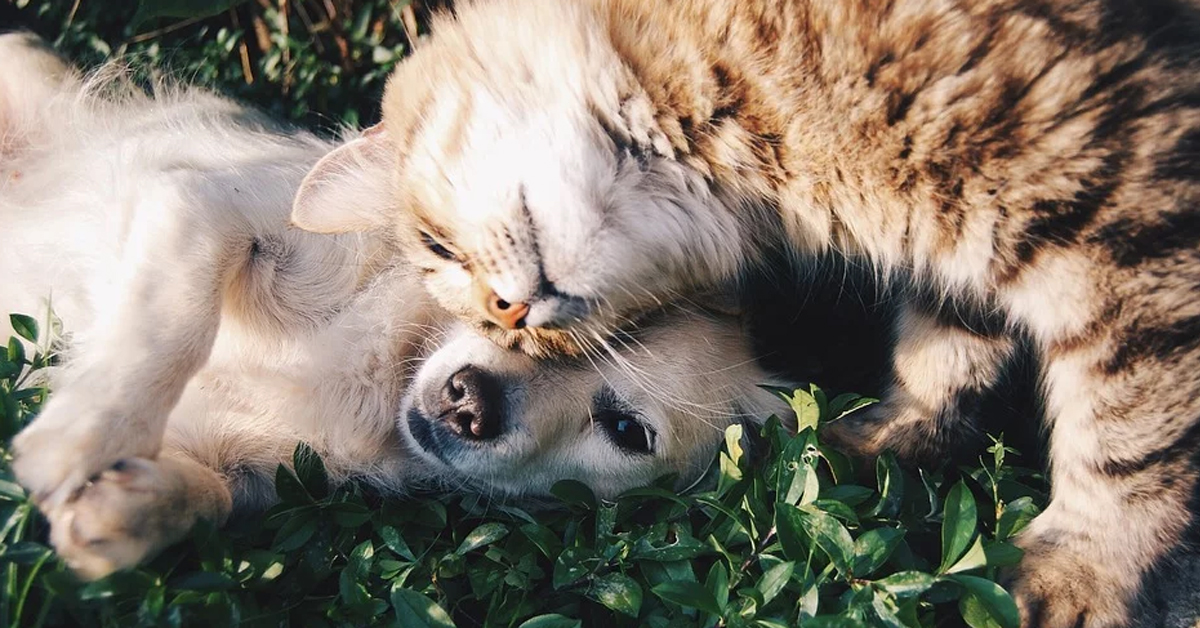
[{"x1": 291, "y1": 1, "x2": 1200, "y2": 625}]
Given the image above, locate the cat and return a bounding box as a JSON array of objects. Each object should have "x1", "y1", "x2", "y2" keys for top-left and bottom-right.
[
  {"x1": 1, "y1": 32, "x2": 793, "y2": 579},
  {"x1": 289, "y1": 1, "x2": 1200, "y2": 626}
]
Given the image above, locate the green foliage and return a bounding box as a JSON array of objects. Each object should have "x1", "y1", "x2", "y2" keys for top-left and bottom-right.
[
  {"x1": 10, "y1": 0, "x2": 421, "y2": 129},
  {"x1": 0, "y1": 322, "x2": 1049, "y2": 627}
]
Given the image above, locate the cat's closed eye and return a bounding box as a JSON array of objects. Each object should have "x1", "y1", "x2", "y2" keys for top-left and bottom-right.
[{"x1": 420, "y1": 231, "x2": 458, "y2": 262}]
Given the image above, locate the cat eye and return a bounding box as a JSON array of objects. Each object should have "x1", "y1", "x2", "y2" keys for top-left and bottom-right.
[
  {"x1": 419, "y1": 231, "x2": 458, "y2": 261},
  {"x1": 596, "y1": 408, "x2": 655, "y2": 455}
]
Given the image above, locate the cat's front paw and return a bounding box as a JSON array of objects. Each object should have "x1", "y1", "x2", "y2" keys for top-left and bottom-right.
[
  {"x1": 12, "y1": 393, "x2": 163, "y2": 510},
  {"x1": 45, "y1": 458, "x2": 197, "y2": 580},
  {"x1": 1006, "y1": 542, "x2": 1135, "y2": 628}
]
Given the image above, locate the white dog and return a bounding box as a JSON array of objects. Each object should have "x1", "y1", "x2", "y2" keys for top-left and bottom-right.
[{"x1": 0, "y1": 34, "x2": 794, "y2": 579}]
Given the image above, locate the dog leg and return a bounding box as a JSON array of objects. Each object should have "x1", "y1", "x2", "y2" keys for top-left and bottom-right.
[
  {"x1": 13, "y1": 186, "x2": 248, "y2": 510},
  {"x1": 47, "y1": 455, "x2": 232, "y2": 580}
]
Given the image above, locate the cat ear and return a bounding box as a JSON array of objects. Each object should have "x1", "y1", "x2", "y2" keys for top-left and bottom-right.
[{"x1": 291, "y1": 123, "x2": 395, "y2": 234}]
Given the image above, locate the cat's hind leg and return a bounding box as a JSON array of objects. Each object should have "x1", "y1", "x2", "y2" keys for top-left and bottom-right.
[{"x1": 822, "y1": 300, "x2": 1017, "y2": 463}]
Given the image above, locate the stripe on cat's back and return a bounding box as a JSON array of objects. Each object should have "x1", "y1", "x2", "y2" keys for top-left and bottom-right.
[
  {"x1": 1093, "y1": 211, "x2": 1200, "y2": 269},
  {"x1": 1153, "y1": 127, "x2": 1200, "y2": 182},
  {"x1": 1104, "y1": 313, "x2": 1200, "y2": 375},
  {"x1": 1099, "y1": 418, "x2": 1200, "y2": 478}
]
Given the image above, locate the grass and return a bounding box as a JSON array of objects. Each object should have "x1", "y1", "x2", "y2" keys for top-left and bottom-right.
[
  {"x1": 0, "y1": 312, "x2": 1049, "y2": 627},
  {"x1": 1, "y1": 2, "x2": 1049, "y2": 625}
]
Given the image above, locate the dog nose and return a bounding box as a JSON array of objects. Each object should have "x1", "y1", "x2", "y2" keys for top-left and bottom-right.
[
  {"x1": 437, "y1": 366, "x2": 504, "y2": 440},
  {"x1": 484, "y1": 291, "x2": 529, "y2": 330}
]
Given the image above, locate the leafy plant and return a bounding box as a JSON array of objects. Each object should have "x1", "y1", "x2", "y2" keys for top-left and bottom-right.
[{"x1": 0, "y1": 311, "x2": 1048, "y2": 627}]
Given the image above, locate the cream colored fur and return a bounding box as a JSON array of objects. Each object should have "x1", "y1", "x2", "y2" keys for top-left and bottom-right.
[{"x1": 2, "y1": 35, "x2": 794, "y2": 580}]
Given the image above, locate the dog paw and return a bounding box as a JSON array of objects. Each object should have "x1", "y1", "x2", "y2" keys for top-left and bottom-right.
[
  {"x1": 1005, "y1": 543, "x2": 1134, "y2": 628},
  {"x1": 45, "y1": 458, "x2": 195, "y2": 580},
  {"x1": 12, "y1": 393, "x2": 162, "y2": 511}
]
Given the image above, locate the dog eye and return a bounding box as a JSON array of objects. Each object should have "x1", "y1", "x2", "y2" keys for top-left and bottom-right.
[
  {"x1": 597, "y1": 409, "x2": 655, "y2": 455},
  {"x1": 419, "y1": 231, "x2": 458, "y2": 261}
]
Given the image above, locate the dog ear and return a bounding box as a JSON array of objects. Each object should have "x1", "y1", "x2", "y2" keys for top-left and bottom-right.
[
  {"x1": 291, "y1": 123, "x2": 394, "y2": 233},
  {"x1": 0, "y1": 32, "x2": 76, "y2": 152}
]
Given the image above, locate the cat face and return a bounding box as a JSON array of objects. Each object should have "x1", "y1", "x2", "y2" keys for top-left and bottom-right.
[
  {"x1": 398, "y1": 309, "x2": 793, "y2": 499},
  {"x1": 290, "y1": 1, "x2": 754, "y2": 357}
]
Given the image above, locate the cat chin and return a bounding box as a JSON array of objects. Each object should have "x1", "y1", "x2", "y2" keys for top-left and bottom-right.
[{"x1": 476, "y1": 323, "x2": 590, "y2": 359}]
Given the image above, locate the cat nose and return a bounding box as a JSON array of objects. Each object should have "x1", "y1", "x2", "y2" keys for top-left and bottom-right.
[
  {"x1": 437, "y1": 366, "x2": 504, "y2": 441},
  {"x1": 484, "y1": 291, "x2": 529, "y2": 330}
]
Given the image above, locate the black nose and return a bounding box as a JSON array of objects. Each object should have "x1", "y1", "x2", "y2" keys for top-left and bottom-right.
[{"x1": 437, "y1": 366, "x2": 504, "y2": 441}]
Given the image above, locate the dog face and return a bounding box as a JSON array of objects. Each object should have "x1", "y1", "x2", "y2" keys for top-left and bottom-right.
[{"x1": 398, "y1": 308, "x2": 795, "y2": 499}]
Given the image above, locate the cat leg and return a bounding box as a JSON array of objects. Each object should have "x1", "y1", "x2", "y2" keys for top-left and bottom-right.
[
  {"x1": 1008, "y1": 332, "x2": 1200, "y2": 628},
  {"x1": 47, "y1": 454, "x2": 232, "y2": 580},
  {"x1": 823, "y1": 301, "x2": 1016, "y2": 463},
  {"x1": 12, "y1": 186, "x2": 247, "y2": 510}
]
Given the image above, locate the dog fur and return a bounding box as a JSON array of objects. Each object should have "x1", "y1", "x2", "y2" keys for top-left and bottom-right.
[{"x1": 1, "y1": 33, "x2": 794, "y2": 579}]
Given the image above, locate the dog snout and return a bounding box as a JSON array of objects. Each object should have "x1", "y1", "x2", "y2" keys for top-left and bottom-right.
[{"x1": 437, "y1": 366, "x2": 504, "y2": 440}]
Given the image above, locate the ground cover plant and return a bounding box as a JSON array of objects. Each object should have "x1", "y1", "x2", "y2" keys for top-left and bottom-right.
[
  {"x1": 1, "y1": 2, "x2": 1050, "y2": 625},
  {"x1": 0, "y1": 311, "x2": 1048, "y2": 627}
]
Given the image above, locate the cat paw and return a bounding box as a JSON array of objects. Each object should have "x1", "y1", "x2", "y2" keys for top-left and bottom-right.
[
  {"x1": 12, "y1": 393, "x2": 162, "y2": 511},
  {"x1": 1006, "y1": 544, "x2": 1134, "y2": 628},
  {"x1": 45, "y1": 458, "x2": 192, "y2": 580}
]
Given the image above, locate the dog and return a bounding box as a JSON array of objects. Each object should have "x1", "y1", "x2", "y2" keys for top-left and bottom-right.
[{"x1": 1, "y1": 33, "x2": 795, "y2": 579}]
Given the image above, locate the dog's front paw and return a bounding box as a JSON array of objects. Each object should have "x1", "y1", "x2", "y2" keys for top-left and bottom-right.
[
  {"x1": 45, "y1": 458, "x2": 197, "y2": 580},
  {"x1": 12, "y1": 392, "x2": 163, "y2": 510},
  {"x1": 1006, "y1": 542, "x2": 1135, "y2": 628}
]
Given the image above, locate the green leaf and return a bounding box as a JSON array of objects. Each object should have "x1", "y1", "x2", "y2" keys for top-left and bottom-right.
[
  {"x1": 870, "y1": 590, "x2": 908, "y2": 628},
  {"x1": 10, "y1": 314, "x2": 37, "y2": 343},
  {"x1": 983, "y1": 542, "x2": 1024, "y2": 567},
  {"x1": 724, "y1": 423, "x2": 745, "y2": 467},
  {"x1": 789, "y1": 389, "x2": 821, "y2": 432},
  {"x1": 292, "y1": 442, "x2": 329, "y2": 499},
  {"x1": 796, "y1": 505, "x2": 855, "y2": 577},
  {"x1": 827, "y1": 393, "x2": 878, "y2": 421},
  {"x1": 0, "y1": 360, "x2": 20, "y2": 380},
  {"x1": 995, "y1": 496, "x2": 1040, "y2": 540},
  {"x1": 775, "y1": 503, "x2": 811, "y2": 563},
  {"x1": 274, "y1": 463, "x2": 312, "y2": 505},
  {"x1": 517, "y1": 615, "x2": 582, "y2": 628},
  {"x1": 945, "y1": 535, "x2": 987, "y2": 574},
  {"x1": 171, "y1": 571, "x2": 236, "y2": 591},
  {"x1": 272, "y1": 512, "x2": 317, "y2": 552},
  {"x1": 391, "y1": 585, "x2": 456, "y2": 628},
  {"x1": 821, "y1": 484, "x2": 875, "y2": 507},
  {"x1": 705, "y1": 560, "x2": 730, "y2": 611},
  {"x1": 553, "y1": 547, "x2": 598, "y2": 589},
  {"x1": 756, "y1": 560, "x2": 794, "y2": 606},
  {"x1": 630, "y1": 526, "x2": 710, "y2": 562},
  {"x1": 652, "y1": 581, "x2": 723, "y2": 616},
  {"x1": 380, "y1": 525, "x2": 417, "y2": 562},
  {"x1": 551, "y1": 479, "x2": 596, "y2": 510},
  {"x1": 0, "y1": 541, "x2": 51, "y2": 565},
  {"x1": 939, "y1": 481, "x2": 978, "y2": 573},
  {"x1": 874, "y1": 571, "x2": 937, "y2": 599},
  {"x1": 520, "y1": 523, "x2": 563, "y2": 559},
  {"x1": 589, "y1": 572, "x2": 643, "y2": 618},
  {"x1": 7, "y1": 337, "x2": 24, "y2": 365},
  {"x1": 852, "y1": 528, "x2": 905, "y2": 577},
  {"x1": 456, "y1": 523, "x2": 509, "y2": 555},
  {"x1": 869, "y1": 452, "x2": 903, "y2": 519},
  {"x1": 947, "y1": 574, "x2": 1020, "y2": 628}
]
